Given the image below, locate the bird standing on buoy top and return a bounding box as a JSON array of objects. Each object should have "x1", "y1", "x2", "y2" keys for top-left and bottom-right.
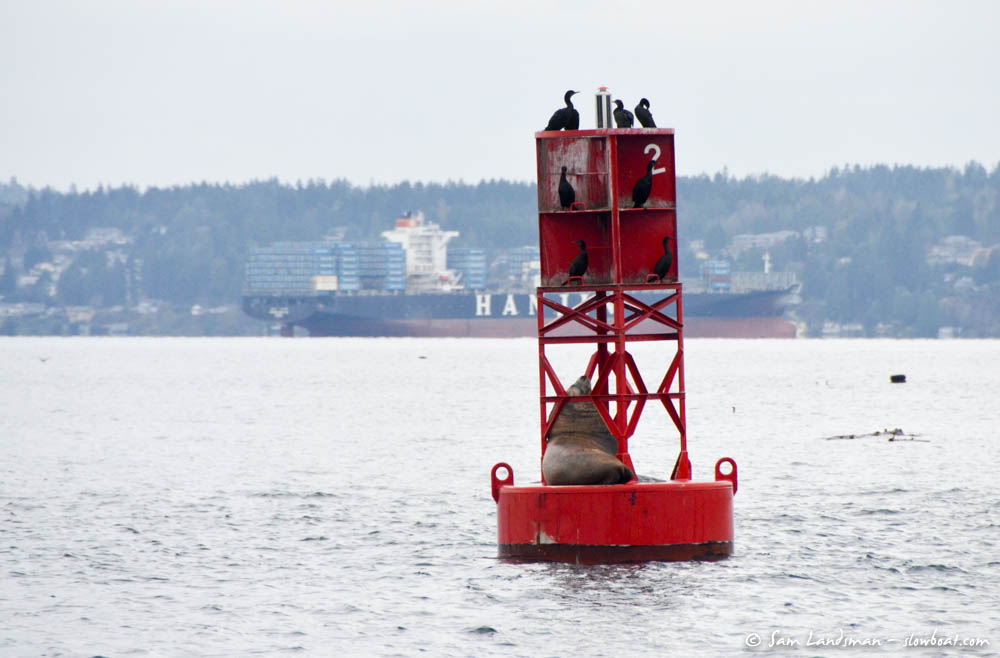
[
  {"x1": 544, "y1": 90, "x2": 580, "y2": 131},
  {"x1": 563, "y1": 239, "x2": 588, "y2": 285},
  {"x1": 635, "y1": 98, "x2": 656, "y2": 127},
  {"x1": 632, "y1": 159, "x2": 656, "y2": 208},
  {"x1": 653, "y1": 236, "x2": 673, "y2": 282},
  {"x1": 613, "y1": 100, "x2": 634, "y2": 128},
  {"x1": 558, "y1": 166, "x2": 575, "y2": 210}
]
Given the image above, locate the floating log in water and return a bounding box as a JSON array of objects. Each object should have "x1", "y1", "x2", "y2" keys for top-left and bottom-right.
[{"x1": 823, "y1": 427, "x2": 927, "y2": 442}]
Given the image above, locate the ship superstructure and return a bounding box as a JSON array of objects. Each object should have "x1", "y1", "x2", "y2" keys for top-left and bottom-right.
[{"x1": 381, "y1": 211, "x2": 462, "y2": 292}]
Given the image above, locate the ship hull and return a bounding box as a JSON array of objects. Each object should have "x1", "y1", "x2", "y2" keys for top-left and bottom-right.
[
  {"x1": 243, "y1": 288, "x2": 798, "y2": 338},
  {"x1": 297, "y1": 315, "x2": 795, "y2": 338}
]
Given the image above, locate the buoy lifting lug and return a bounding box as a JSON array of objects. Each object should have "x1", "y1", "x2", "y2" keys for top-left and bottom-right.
[
  {"x1": 714, "y1": 457, "x2": 738, "y2": 495},
  {"x1": 491, "y1": 462, "x2": 514, "y2": 503}
]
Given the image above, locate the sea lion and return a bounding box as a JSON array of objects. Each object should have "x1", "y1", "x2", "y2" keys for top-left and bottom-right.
[{"x1": 541, "y1": 376, "x2": 635, "y2": 485}]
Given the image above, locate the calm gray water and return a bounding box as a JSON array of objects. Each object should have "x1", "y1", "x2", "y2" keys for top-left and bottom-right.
[{"x1": 2, "y1": 337, "x2": 998, "y2": 657}]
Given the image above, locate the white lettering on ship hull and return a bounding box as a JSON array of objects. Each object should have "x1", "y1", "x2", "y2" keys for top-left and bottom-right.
[
  {"x1": 475, "y1": 294, "x2": 491, "y2": 316},
  {"x1": 473, "y1": 293, "x2": 591, "y2": 318},
  {"x1": 501, "y1": 294, "x2": 518, "y2": 316}
]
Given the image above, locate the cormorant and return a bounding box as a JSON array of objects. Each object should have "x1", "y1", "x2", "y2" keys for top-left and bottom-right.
[
  {"x1": 634, "y1": 98, "x2": 656, "y2": 127},
  {"x1": 632, "y1": 159, "x2": 656, "y2": 208},
  {"x1": 653, "y1": 236, "x2": 673, "y2": 281},
  {"x1": 563, "y1": 239, "x2": 588, "y2": 285},
  {"x1": 613, "y1": 100, "x2": 634, "y2": 128},
  {"x1": 545, "y1": 90, "x2": 580, "y2": 131},
  {"x1": 558, "y1": 166, "x2": 575, "y2": 209}
]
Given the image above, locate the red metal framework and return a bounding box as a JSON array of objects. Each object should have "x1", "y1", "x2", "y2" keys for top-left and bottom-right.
[
  {"x1": 536, "y1": 282, "x2": 690, "y2": 480},
  {"x1": 534, "y1": 129, "x2": 689, "y2": 481},
  {"x1": 536, "y1": 129, "x2": 677, "y2": 288}
]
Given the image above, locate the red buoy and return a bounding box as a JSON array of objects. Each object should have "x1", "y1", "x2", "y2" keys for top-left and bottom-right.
[
  {"x1": 492, "y1": 462, "x2": 736, "y2": 563},
  {"x1": 490, "y1": 98, "x2": 737, "y2": 563}
]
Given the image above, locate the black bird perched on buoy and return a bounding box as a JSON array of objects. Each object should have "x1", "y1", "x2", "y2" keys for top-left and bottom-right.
[
  {"x1": 653, "y1": 236, "x2": 673, "y2": 282},
  {"x1": 634, "y1": 98, "x2": 656, "y2": 127},
  {"x1": 563, "y1": 239, "x2": 588, "y2": 285},
  {"x1": 613, "y1": 100, "x2": 634, "y2": 128},
  {"x1": 544, "y1": 90, "x2": 580, "y2": 131},
  {"x1": 558, "y1": 166, "x2": 575, "y2": 209},
  {"x1": 632, "y1": 159, "x2": 656, "y2": 208}
]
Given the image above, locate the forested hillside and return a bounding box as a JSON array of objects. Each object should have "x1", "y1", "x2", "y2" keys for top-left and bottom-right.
[{"x1": 2, "y1": 162, "x2": 999, "y2": 336}]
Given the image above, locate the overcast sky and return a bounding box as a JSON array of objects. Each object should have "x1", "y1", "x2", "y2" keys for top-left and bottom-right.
[{"x1": 3, "y1": 0, "x2": 999, "y2": 191}]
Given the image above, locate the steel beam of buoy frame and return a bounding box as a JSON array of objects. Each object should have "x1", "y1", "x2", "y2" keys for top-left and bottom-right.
[{"x1": 490, "y1": 96, "x2": 737, "y2": 564}]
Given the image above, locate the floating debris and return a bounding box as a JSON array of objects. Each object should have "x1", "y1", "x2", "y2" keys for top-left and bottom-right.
[{"x1": 823, "y1": 428, "x2": 927, "y2": 442}]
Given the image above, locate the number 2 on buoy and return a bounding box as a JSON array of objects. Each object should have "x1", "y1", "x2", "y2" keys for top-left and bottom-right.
[{"x1": 644, "y1": 144, "x2": 667, "y2": 176}]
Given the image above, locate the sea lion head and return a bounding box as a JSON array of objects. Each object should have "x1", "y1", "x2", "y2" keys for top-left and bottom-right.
[{"x1": 567, "y1": 375, "x2": 591, "y2": 396}]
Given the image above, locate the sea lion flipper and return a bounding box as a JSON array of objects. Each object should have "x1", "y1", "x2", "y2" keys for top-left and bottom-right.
[{"x1": 618, "y1": 465, "x2": 636, "y2": 484}]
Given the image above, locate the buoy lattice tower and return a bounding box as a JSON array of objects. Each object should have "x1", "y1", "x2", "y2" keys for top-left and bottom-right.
[{"x1": 490, "y1": 94, "x2": 737, "y2": 563}]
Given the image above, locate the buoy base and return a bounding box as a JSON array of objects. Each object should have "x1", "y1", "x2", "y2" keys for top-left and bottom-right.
[
  {"x1": 494, "y1": 478, "x2": 735, "y2": 565},
  {"x1": 499, "y1": 540, "x2": 732, "y2": 565}
]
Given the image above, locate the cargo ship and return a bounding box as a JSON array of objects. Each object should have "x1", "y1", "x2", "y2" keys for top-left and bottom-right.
[{"x1": 241, "y1": 212, "x2": 800, "y2": 338}]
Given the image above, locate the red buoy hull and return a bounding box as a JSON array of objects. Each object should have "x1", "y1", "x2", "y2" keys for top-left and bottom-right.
[{"x1": 496, "y1": 481, "x2": 734, "y2": 564}]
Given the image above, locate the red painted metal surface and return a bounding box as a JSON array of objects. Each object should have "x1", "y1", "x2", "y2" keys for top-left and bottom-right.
[
  {"x1": 496, "y1": 475, "x2": 733, "y2": 545},
  {"x1": 536, "y1": 129, "x2": 677, "y2": 286},
  {"x1": 535, "y1": 283, "x2": 686, "y2": 467},
  {"x1": 492, "y1": 125, "x2": 737, "y2": 563},
  {"x1": 612, "y1": 131, "x2": 677, "y2": 210},
  {"x1": 492, "y1": 465, "x2": 735, "y2": 564},
  {"x1": 715, "y1": 457, "x2": 739, "y2": 494},
  {"x1": 536, "y1": 134, "x2": 611, "y2": 211}
]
